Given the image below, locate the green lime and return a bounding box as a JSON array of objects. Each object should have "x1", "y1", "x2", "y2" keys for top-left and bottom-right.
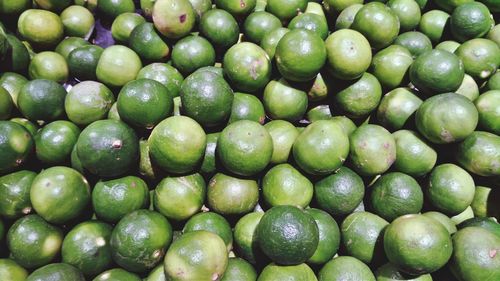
[
  {"x1": 370, "y1": 172, "x2": 424, "y2": 221},
  {"x1": 458, "y1": 217, "x2": 500, "y2": 238},
  {"x1": 55, "y1": 37, "x2": 90, "y2": 60},
  {"x1": 61, "y1": 221, "x2": 113, "y2": 277},
  {"x1": 394, "y1": 32, "x2": 432, "y2": 58},
  {"x1": 392, "y1": 130, "x2": 437, "y2": 177},
  {"x1": 418, "y1": 10, "x2": 450, "y2": 43},
  {"x1": 352, "y1": 2, "x2": 400, "y2": 49},
  {"x1": 0, "y1": 86, "x2": 13, "y2": 120},
  {"x1": 28, "y1": 51, "x2": 68, "y2": 83},
  {"x1": 330, "y1": 116, "x2": 357, "y2": 136},
  {"x1": 0, "y1": 170, "x2": 35, "y2": 219},
  {"x1": 422, "y1": 211, "x2": 457, "y2": 234},
  {"x1": 288, "y1": 13, "x2": 328, "y2": 40},
  {"x1": 111, "y1": 12, "x2": 146, "y2": 42},
  {"x1": 137, "y1": 63, "x2": 184, "y2": 97},
  {"x1": 234, "y1": 212, "x2": 264, "y2": 264},
  {"x1": 207, "y1": 173, "x2": 259, "y2": 215},
  {"x1": 217, "y1": 120, "x2": 273, "y2": 176},
  {"x1": 111, "y1": 210, "x2": 173, "y2": 272},
  {"x1": 256, "y1": 205, "x2": 319, "y2": 265},
  {"x1": 7, "y1": 215, "x2": 63, "y2": 269},
  {"x1": 149, "y1": 116, "x2": 206, "y2": 174},
  {"x1": 293, "y1": 120, "x2": 349, "y2": 175},
  {"x1": 221, "y1": 258, "x2": 257, "y2": 281},
  {"x1": 266, "y1": 0, "x2": 307, "y2": 21},
  {"x1": 262, "y1": 163, "x2": 313, "y2": 208},
  {"x1": 229, "y1": 92, "x2": 265, "y2": 124},
  {"x1": 129, "y1": 22, "x2": 170, "y2": 61},
  {"x1": 172, "y1": 36, "x2": 215, "y2": 75},
  {"x1": 92, "y1": 176, "x2": 150, "y2": 223},
  {"x1": 67, "y1": 45, "x2": 104, "y2": 81},
  {"x1": 153, "y1": 0, "x2": 196, "y2": 39},
  {"x1": 470, "y1": 186, "x2": 495, "y2": 218},
  {"x1": 427, "y1": 163, "x2": 475, "y2": 215},
  {"x1": 0, "y1": 0, "x2": 31, "y2": 15},
  {"x1": 0, "y1": 121, "x2": 33, "y2": 173},
  {"x1": 487, "y1": 24, "x2": 500, "y2": 46},
  {"x1": 224, "y1": 42, "x2": 271, "y2": 92},
  {"x1": 457, "y1": 131, "x2": 500, "y2": 177},
  {"x1": 388, "y1": 0, "x2": 421, "y2": 32},
  {"x1": 93, "y1": 269, "x2": 141, "y2": 281},
  {"x1": 183, "y1": 212, "x2": 233, "y2": 251},
  {"x1": 0, "y1": 259, "x2": 28, "y2": 281},
  {"x1": 476, "y1": 90, "x2": 500, "y2": 134},
  {"x1": 96, "y1": 45, "x2": 142, "y2": 87},
  {"x1": 200, "y1": 9, "x2": 239, "y2": 48},
  {"x1": 154, "y1": 173, "x2": 206, "y2": 220},
  {"x1": 34, "y1": 0, "x2": 72, "y2": 12},
  {"x1": 375, "y1": 263, "x2": 433, "y2": 281},
  {"x1": 486, "y1": 71, "x2": 500, "y2": 90},
  {"x1": 0, "y1": 72, "x2": 28, "y2": 107},
  {"x1": 456, "y1": 74, "x2": 480, "y2": 101},
  {"x1": 264, "y1": 120, "x2": 299, "y2": 164},
  {"x1": 34, "y1": 120, "x2": 80, "y2": 164},
  {"x1": 318, "y1": 256, "x2": 376, "y2": 281},
  {"x1": 3, "y1": 34, "x2": 30, "y2": 74},
  {"x1": 384, "y1": 214, "x2": 452, "y2": 275},
  {"x1": 60, "y1": 5, "x2": 94, "y2": 37},
  {"x1": 144, "y1": 265, "x2": 166, "y2": 281},
  {"x1": 435, "y1": 0, "x2": 474, "y2": 12},
  {"x1": 263, "y1": 78, "x2": 308, "y2": 122},
  {"x1": 305, "y1": 208, "x2": 340, "y2": 265},
  {"x1": 370, "y1": 45, "x2": 413, "y2": 90},
  {"x1": 276, "y1": 29, "x2": 326, "y2": 82},
  {"x1": 244, "y1": 11, "x2": 281, "y2": 44},
  {"x1": 325, "y1": 29, "x2": 371, "y2": 80},
  {"x1": 334, "y1": 72, "x2": 382, "y2": 118},
  {"x1": 455, "y1": 38, "x2": 500, "y2": 80},
  {"x1": 17, "y1": 9, "x2": 63, "y2": 48},
  {"x1": 450, "y1": 2, "x2": 494, "y2": 43},
  {"x1": 479, "y1": 0, "x2": 500, "y2": 12},
  {"x1": 376, "y1": 88, "x2": 422, "y2": 131},
  {"x1": 258, "y1": 263, "x2": 317, "y2": 281},
  {"x1": 435, "y1": 40, "x2": 461, "y2": 53},
  {"x1": 75, "y1": 0, "x2": 97, "y2": 11},
  {"x1": 26, "y1": 263, "x2": 84, "y2": 281},
  {"x1": 449, "y1": 227, "x2": 500, "y2": 281},
  {"x1": 200, "y1": 133, "x2": 219, "y2": 175},
  {"x1": 307, "y1": 105, "x2": 332, "y2": 122},
  {"x1": 97, "y1": 0, "x2": 134, "y2": 18},
  {"x1": 9, "y1": 118, "x2": 38, "y2": 137},
  {"x1": 415, "y1": 93, "x2": 478, "y2": 144},
  {"x1": 349, "y1": 124, "x2": 396, "y2": 176},
  {"x1": 324, "y1": 0, "x2": 363, "y2": 14},
  {"x1": 334, "y1": 3, "x2": 363, "y2": 30},
  {"x1": 164, "y1": 231, "x2": 228, "y2": 281},
  {"x1": 260, "y1": 27, "x2": 289, "y2": 59},
  {"x1": 65, "y1": 81, "x2": 114, "y2": 126},
  {"x1": 216, "y1": 0, "x2": 256, "y2": 16},
  {"x1": 189, "y1": 0, "x2": 212, "y2": 21}
]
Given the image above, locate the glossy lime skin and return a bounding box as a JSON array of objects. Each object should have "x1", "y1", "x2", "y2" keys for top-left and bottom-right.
[
  {"x1": 288, "y1": 13, "x2": 328, "y2": 40},
  {"x1": 92, "y1": 176, "x2": 150, "y2": 223},
  {"x1": 323, "y1": 0, "x2": 363, "y2": 14},
  {"x1": 266, "y1": 0, "x2": 307, "y2": 21},
  {"x1": 30, "y1": 166, "x2": 90, "y2": 224},
  {"x1": 325, "y1": 29, "x2": 372, "y2": 80},
  {"x1": 154, "y1": 173, "x2": 206, "y2": 221},
  {"x1": 62, "y1": 221, "x2": 113, "y2": 277},
  {"x1": 293, "y1": 120, "x2": 349, "y2": 175},
  {"x1": 93, "y1": 268, "x2": 141, "y2": 281},
  {"x1": 0, "y1": 121, "x2": 33, "y2": 173},
  {"x1": 129, "y1": 22, "x2": 170, "y2": 61},
  {"x1": 148, "y1": 116, "x2": 207, "y2": 174},
  {"x1": 17, "y1": 79, "x2": 67, "y2": 121},
  {"x1": 153, "y1": 0, "x2": 196, "y2": 39},
  {"x1": 172, "y1": 36, "x2": 215, "y2": 75},
  {"x1": 65, "y1": 81, "x2": 114, "y2": 126},
  {"x1": 262, "y1": 163, "x2": 313, "y2": 208},
  {"x1": 18, "y1": 9, "x2": 63, "y2": 48},
  {"x1": 418, "y1": 10, "x2": 450, "y2": 43},
  {"x1": 111, "y1": 12, "x2": 146, "y2": 42},
  {"x1": 256, "y1": 205, "x2": 319, "y2": 265},
  {"x1": 275, "y1": 29, "x2": 326, "y2": 82},
  {"x1": 68, "y1": 45, "x2": 104, "y2": 81},
  {"x1": 264, "y1": 120, "x2": 299, "y2": 164},
  {"x1": 375, "y1": 263, "x2": 433, "y2": 281},
  {"x1": 181, "y1": 71, "x2": 233, "y2": 127},
  {"x1": 35, "y1": 120, "x2": 80, "y2": 164},
  {"x1": 183, "y1": 212, "x2": 233, "y2": 251},
  {"x1": 393, "y1": 130, "x2": 437, "y2": 177},
  {"x1": 9, "y1": 118, "x2": 38, "y2": 137},
  {"x1": 224, "y1": 42, "x2": 272, "y2": 92},
  {"x1": 475, "y1": 90, "x2": 500, "y2": 134},
  {"x1": 28, "y1": 51, "x2": 68, "y2": 83},
  {"x1": 144, "y1": 264, "x2": 167, "y2": 281},
  {"x1": 3, "y1": 34, "x2": 31, "y2": 74},
  {"x1": 137, "y1": 63, "x2": 184, "y2": 97},
  {"x1": 388, "y1": 0, "x2": 421, "y2": 32},
  {"x1": 229, "y1": 92, "x2": 266, "y2": 124},
  {"x1": 263, "y1": 79, "x2": 308, "y2": 122},
  {"x1": 318, "y1": 256, "x2": 376, "y2": 281},
  {"x1": 164, "y1": 231, "x2": 228, "y2": 281},
  {"x1": 457, "y1": 131, "x2": 500, "y2": 177},
  {"x1": 384, "y1": 214, "x2": 453, "y2": 275},
  {"x1": 340, "y1": 212, "x2": 389, "y2": 264},
  {"x1": 117, "y1": 79, "x2": 174, "y2": 128},
  {"x1": 0, "y1": 259, "x2": 29, "y2": 281},
  {"x1": 221, "y1": 258, "x2": 258, "y2": 281},
  {"x1": 97, "y1": 0, "x2": 135, "y2": 18},
  {"x1": 26, "y1": 263, "x2": 85, "y2": 281},
  {"x1": 394, "y1": 31, "x2": 432, "y2": 58},
  {"x1": 77, "y1": 120, "x2": 139, "y2": 177},
  {"x1": 243, "y1": 11, "x2": 282, "y2": 44},
  {"x1": 351, "y1": 2, "x2": 400, "y2": 49},
  {"x1": 258, "y1": 263, "x2": 317, "y2": 281},
  {"x1": 349, "y1": 124, "x2": 396, "y2": 176},
  {"x1": 207, "y1": 173, "x2": 259, "y2": 215},
  {"x1": 55, "y1": 37, "x2": 90, "y2": 61},
  {"x1": 422, "y1": 212, "x2": 457, "y2": 235},
  {"x1": 234, "y1": 212, "x2": 264, "y2": 264},
  {"x1": 0, "y1": 0, "x2": 31, "y2": 15},
  {"x1": 216, "y1": 0, "x2": 256, "y2": 17},
  {"x1": 335, "y1": 3, "x2": 363, "y2": 30},
  {"x1": 306, "y1": 208, "x2": 340, "y2": 265},
  {"x1": 0, "y1": 170, "x2": 36, "y2": 219},
  {"x1": 455, "y1": 38, "x2": 500, "y2": 80},
  {"x1": 334, "y1": 72, "x2": 382, "y2": 118},
  {"x1": 7, "y1": 215, "x2": 63, "y2": 269},
  {"x1": 60, "y1": 5, "x2": 95, "y2": 38},
  {"x1": 200, "y1": 9, "x2": 239, "y2": 48},
  {"x1": 450, "y1": 2, "x2": 494, "y2": 43},
  {"x1": 0, "y1": 72, "x2": 28, "y2": 107},
  {"x1": 456, "y1": 74, "x2": 479, "y2": 101},
  {"x1": 260, "y1": 27, "x2": 290, "y2": 59},
  {"x1": 415, "y1": 93, "x2": 478, "y2": 144},
  {"x1": 377, "y1": 88, "x2": 422, "y2": 131},
  {"x1": 370, "y1": 45, "x2": 413, "y2": 90},
  {"x1": 217, "y1": 120, "x2": 273, "y2": 176},
  {"x1": 96, "y1": 45, "x2": 142, "y2": 87},
  {"x1": 200, "y1": 133, "x2": 219, "y2": 175},
  {"x1": 111, "y1": 210, "x2": 173, "y2": 273}
]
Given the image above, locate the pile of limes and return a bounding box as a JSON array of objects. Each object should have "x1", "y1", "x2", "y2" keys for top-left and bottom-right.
[{"x1": 0, "y1": 0, "x2": 499, "y2": 280}]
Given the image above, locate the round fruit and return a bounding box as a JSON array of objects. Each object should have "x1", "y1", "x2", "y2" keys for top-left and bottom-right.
[
  {"x1": 110, "y1": 210, "x2": 173, "y2": 273},
  {"x1": 60, "y1": 5, "x2": 95, "y2": 37},
  {"x1": 29, "y1": 51, "x2": 68, "y2": 82},
  {"x1": 229, "y1": 92, "x2": 266, "y2": 124},
  {"x1": 455, "y1": 38, "x2": 500, "y2": 80},
  {"x1": 207, "y1": 173, "x2": 259, "y2": 215},
  {"x1": 26, "y1": 263, "x2": 84, "y2": 281},
  {"x1": 221, "y1": 258, "x2": 257, "y2": 281},
  {"x1": 422, "y1": 211, "x2": 457, "y2": 234},
  {"x1": 65, "y1": 81, "x2": 114, "y2": 126},
  {"x1": 334, "y1": 72, "x2": 382, "y2": 118},
  {"x1": 0, "y1": 0, "x2": 31, "y2": 15},
  {"x1": 200, "y1": 9, "x2": 239, "y2": 48},
  {"x1": 392, "y1": 130, "x2": 437, "y2": 176},
  {"x1": 216, "y1": 0, "x2": 256, "y2": 16},
  {"x1": 0, "y1": 121, "x2": 33, "y2": 173},
  {"x1": 96, "y1": 45, "x2": 142, "y2": 87},
  {"x1": 0, "y1": 170, "x2": 35, "y2": 219},
  {"x1": 34, "y1": 120, "x2": 80, "y2": 164},
  {"x1": 256, "y1": 205, "x2": 319, "y2": 265},
  {"x1": 234, "y1": 212, "x2": 264, "y2": 264},
  {"x1": 394, "y1": 31, "x2": 433, "y2": 58},
  {"x1": 323, "y1": 0, "x2": 363, "y2": 14},
  {"x1": 450, "y1": 2, "x2": 494, "y2": 43},
  {"x1": 377, "y1": 88, "x2": 422, "y2": 131},
  {"x1": 111, "y1": 12, "x2": 146, "y2": 42},
  {"x1": 164, "y1": 231, "x2": 228, "y2": 281},
  {"x1": 172, "y1": 35, "x2": 215, "y2": 75},
  {"x1": 318, "y1": 256, "x2": 376, "y2": 281},
  {"x1": 351, "y1": 2, "x2": 400, "y2": 49},
  {"x1": 200, "y1": 133, "x2": 219, "y2": 174},
  {"x1": 153, "y1": 0, "x2": 196, "y2": 39},
  {"x1": 388, "y1": 0, "x2": 421, "y2": 32},
  {"x1": 262, "y1": 163, "x2": 313, "y2": 208},
  {"x1": 260, "y1": 27, "x2": 290, "y2": 59},
  {"x1": 375, "y1": 263, "x2": 433, "y2": 281},
  {"x1": 137, "y1": 63, "x2": 184, "y2": 97},
  {"x1": 77, "y1": 120, "x2": 139, "y2": 177},
  {"x1": 93, "y1": 268, "x2": 141, "y2": 281},
  {"x1": 265, "y1": 120, "x2": 299, "y2": 164},
  {"x1": 475, "y1": 90, "x2": 500, "y2": 134},
  {"x1": 55, "y1": 37, "x2": 91, "y2": 60},
  {"x1": 17, "y1": 9, "x2": 63, "y2": 48},
  {"x1": 370, "y1": 45, "x2": 413, "y2": 89},
  {"x1": 0, "y1": 72, "x2": 28, "y2": 107},
  {"x1": 68, "y1": 45, "x2": 104, "y2": 81},
  {"x1": 293, "y1": 120, "x2": 349, "y2": 175},
  {"x1": 183, "y1": 212, "x2": 233, "y2": 251},
  {"x1": 334, "y1": 3, "x2": 363, "y2": 30},
  {"x1": 288, "y1": 13, "x2": 328, "y2": 40},
  {"x1": 97, "y1": 0, "x2": 135, "y2": 18},
  {"x1": 17, "y1": 79, "x2": 67, "y2": 121},
  {"x1": 305, "y1": 208, "x2": 340, "y2": 265},
  {"x1": 129, "y1": 22, "x2": 170, "y2": 61},
  {"x1": 349, "y1": 124, "x2": 396, "y2": 176},
  {"x1": 266, "y1": 0, "x2": 307, "y2": 21},
  {"x1": 456, "y1": 74, "x2": 480, "y2": 101},
  {"x1": 0, "y1": 259, "x2": 28, "y2": 281},
  {"x1": 456, "y1": 131, "x2": 500, "y2": 177},
  {"x1": 263, "y1": 79, "x2": 308, "y2": 122},
  {"x1": 258, "y1": 263, "x2": 317, "y2": 281},
  {"x1": 416, "y1": 93, "x2": 478, "y2": 144},
  {"x1": 419, "y1": 10, "x2": 450, "y2": 43},
  {"x1": 458, "y1": 217, "x2": 500, "y2": 238}
]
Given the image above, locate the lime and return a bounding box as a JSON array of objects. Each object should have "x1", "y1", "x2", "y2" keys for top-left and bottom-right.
[
  {"x1": 34, "y1": 120, "x2": 80, "y2": 164},
  {"x1": 221, "y1": 258, "x2": 257, "y2": 281},
  {"x1": 435, "y1": 40, "x2": 461, "y2": 53},
  {"x1": 65, "y1": 81, "x2": 114, "y2": 126},
  {"x1": 262, "y1": 163, "x2": 313, "y2": 208},
  {"x1": 487, "y1": 24, "x2": 500, "y2": 46},
  {"x1": 75, "y1": 0, "x2": 97, "y2": 11},
  {"x1": 207, "y1": 173, "x2": 259, "y2": 215},
  {"x1": 183, "y1": 212, "x2": 233, "y2": 251},
  {"x1": 486, "y1": 71, "x2": 500, "y2": 90},
  {"x1": 200, "y1": 9, "x2": 239, "y2": 48},
  {"x1": 456, "y1": 74, "x2": 479, "y2": 101},
  {"x1": 258, "y1": 263, "x2": 317, "y2": 281},
  {"x1": 260, "y1": 27, "x2": 290, "y2": 59},
  {"x1": 370, "y1": 45, "x2": 413, "y2": 90},
  {"x1": 67, "y1": 45, "x2": 104, "y2": 81},
  {"x1": 172, "y1": 35, "x2": 215, "y2": 75},
  {"x1": 475, "y1": 90, "x2": 500, "y2": 134},
  {"x1": 377, "y1": 88, "x2": 422, "y2": 131},
  {"x1": 189, "y1": 0, "x2": 212, "y2": 21},
  {"x1": 0, "y1": 0, "x2": 31, "y2": 15},
  {"x1": 392, "y1": 130, "x2": 437, "y2": 177},
  {"x1": 331, "y1": 116, "x2": 357, "y2": 136},
  {"x1": 479, "y1": 0, "x2": 500, "y2": 12},
  {"x1": 349, "y1": 124, "x2": 396, "y2": 176},
  {"x1": 307, "y1": 105, "x2": 332, "y2": 122},
  {"x1": 470, "y1": 186, "x2": 495, "y2": 218},
  {"x1": 305, "y1": 208, "x2": 340, "y2": 265},
  {"x1": 263, "y1": 78, "x2": 308, "y2": 122},
  {"x1": 375, "y1": 263, "x2": 433, "y2": 281},
  {"x1": 3, "y1": 34, "x2": 31, "y2": 74},
  {"x1": 394, "y1": 31, "x2": 432, "y2": 58},
  {"x1": 455, "y1": 38, "x2": 500, "y2": 80},
  {"x1": 0, "y1": 72, "x2": 28, "y2": 107},
  {"x1": 0, "y1": 121, "x2": 33, "y2": 173},
  {"x1": 144, "y1": 265, "x2": 166, "y2": 281},
  {"x1": 256, "y1": 205, "x2": 319, "y2": 265},
  {"x1": 334, "y1": 72, "x2": 382, "y2": 118},
  {"x1": 318, "y1": 256, "x2": 376, "y2": 281},
  {"x1": 129, "y1": 22, "x2": 170, "y2": 61},
  {"x1": 148, "y1": 116, "x2": 206, "y2": 174},
  {"x1": 96, "y1": 45, "x2": 142, "y2": 87},
  {"x1": 92, "y1": 176, "x2": 150, "y2": 223},
  {"x1": 458, "y1": 217, "x2": 500, "y2": 238},
  {"x1": 55, "y1": 37, "x2": 90, "y2": 60},
  {"x1": 154, "y1": 173, "x2": 206, "y2": 220},
  {"x1": 153, "y1": 0, "x2": 196, "y2": 39},
  {"x1": 60, "y1": 5, "x2": 94, "y2": 37},
  {"x1": 435, "y1": 0, "x2": 474, "y2": 12},
  {"x1": 17, "y1": 9, "x2": 63, "y2": 48},
  {"x1": 456, "y1": 131, "x2": 500, "y2": 177},
  {"x1": 0, "y1": 87, "x2": 13, "y2": 120},
  {"x1": 234, "y1": 212, "x2": 264, "y2": 264},
  {"x1": 266, "y1": 0, "x2": 307, "y2": 21},
  {"x1": 307, "y1": 72, "x2": 329, "y2": 101},
  {"x1": 422, "y1": 211, "x2": 457, "y2": 234},
  {"x1": 93, "y1": 269, "x2": 141, "y2": 281},
  {"x1": 415, "y1": 93, "x2": 478, "y2": 144},
  {"x1": 229, "y1": 92, "x2": 266, "y2": 124},
  {"x1": 0, "y1": 170, "x2": 35, "y2": 219},
  {"x1": 450, "y1": 2, "x2": 494, "y2": 42},
  {"x1": 26, "y1": 263, "x2": 84, "y2": 281},
  {"x1": 264, "y1": 120, "x2": 299, "y2": 164},
  {"x1": 418, "y1": 10, "x2": 450, "y2": 43},
  {"x1": 77, "y1": 120, "x2": 138, "y2": 177},
  {"x1": 110, "y1": 210, "x2": 173, "y2": 272},
  {"x1": 334, "y1": 4, "x2": 363, "y2": 30},
  {"x1": 351, "y1": 2, "x2": 400, "y2": 49},
  {"x1": 216, "y1": 0, "x2": 256, "y2": 17},
  {"x1": 0, "y1": 259, "x2": 28, "y2": 281},
  {"x1": 9, "y1": 118, "x2": 38, "y2": 137},
  {"x1": 137, "y1": 63, "x2": 184, "y2": 97},
  {"x1": 200, "y1": 133, "x2": 219, "y2": 175},
  {"x1": 28, "y1": 51, "x2": 68, "y2": 82},
  {"x1": 324, "y1": 0, "x2": 363, "y2": 14},
  {"x1": 244, "y1": 11, "x2": 282, "y2": 44},
  {"x1": 111, "y1": 12, "x2": 146, "y2": 42},
  {"x1": 97, "y1": 0, "x2": 135, "y2": 18},
  {"x1": 388, "y1": 0, "x2": 421, "y2": 32},
  {"x1": 288, "y1": 13, "x2": 328, "y2": 40}
]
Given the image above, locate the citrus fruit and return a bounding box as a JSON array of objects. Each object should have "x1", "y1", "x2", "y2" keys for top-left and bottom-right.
[
  {"x1": 375, "y1": 263, "x2": 433, "y2": 281},
  {"x1": 96, "y1": 45, "x2": 142, "y2": 87},
  {"x1": 234, "y1": 212, "x2": 264, "y2": 264},
  {"x1": 28, "y1": 51, "x2": 68, "y2": 82},
  {"x1": 229, "y1": 92, "x2": 266, "y2": 124},
  {"x1": 153, "y1": 0, "x2": 196, "y2": 39},
  {"x1": 450, "y1": 2, "x2": 494, "y2": 42},
  {"x1": 97, "y1": 0, "x2": 135, "y2": 18},
  {"x1": 422, "y1": 211, "x2": 457, "y2": 234},
  {"x1": 392, "y1": 130, "x2": 437, "y2": 177},
  {"x1": 172, "y1": 35, "x2": 215, "y2": 75},
  {"x1": 17, "y1": 79, "x2": 67, "y2": 121},
  {"x1": 0, "y1": 121, "x2": 33, "y2": 173},
  {"x1": 262, "y1": 163, "x2": 313, "y2": 208},
  {"x1": 258, "y1": 263, "x2": 317, "y2": 281},
  {"x1": 0, "y1": 259, "x2": 29, "y2": 281},
  {"x1": 305, "y1": 208, "x2": 340, "y2": 265},
  {"x1": 456, "y1": 131, "x2": 500, "y2": 177},
  {"x1": 26, "y1": 263, "x2": 84, "y2": 281},
  {"x1": 200, "y1": 9, "x2": 239, "y2": 48},
  {"x1": 17, "y1": 9, "x2": 63, "y2": 48},
  {"x1": 129, "y1": 22, "x2": 170, "y2": 61},
  {"x1": 376, "y1": 88, "x2": 423, "y2": 131},
  {"x1": 183, "y1": 212, "x2": 233, "y2": 251},
  {"x1": 351, "y1": 2, "x2": 400, "y2": 49},
  {"x1": 0, "y1": 170, "x2": 35, "y2": 219},
  {"x1": 475, "y1": 90, "x2": 500, "y2": 134},
  {"x1": 266, "y1": 0, "x2": 307, "y2": 21},
  {"x1": 456, "y1": 74, "x2": 480, "y2": 101},
  {"x1": 260, "y1": 27, "x2": 290, "y2": 59},
  {"x1": 136, "y1": 63, "x2": 184, "y2": 97},
  {"x1": 221, "y1": 258, "x2": 257, "y2": 281},
  {"x1": 394, "y1": 31, "x2": 433, "y2": 58},
  {"x1": 93, "y1": 268, "x2": 141, "y2": 281},
  {"x1": 207, "y1": 173, "x2": 259, "y2": 215},
  {"x1": 288, "y1": 13, "x2": 328, "y2": 40},
  {"x1": 67, "y1": 45, "x2": 104, "y2": 81},
  {"x1": 370, "y1": 45, "x2": 413, "y2": 90},
  {"x1": 455, "y1": 38, "x2": 500, "y2": 80},
  {"x1": 111, "y1": 12, "x2": 146, "y2": 42},
  {"x1": 333, "y1": 72, "x2": 382, "y2": 118},
  {"x1": 418, "y1": 10, "x2": 450, "y2": 43},
  {"x1": 318, "y1": 256, "x2": 376, "y2": 281},
  {"x1": 263, "y1": 78, "x2": 308, "y2": 122},
  {"x1": 65, "y1": 81, "x2": 114, "y2": 126},
  {"x1": 216, "y1": 0, "x2": 256, "y2": 17},
  {"x1": 334, "y1": 4, "x2": 363, "y2": 30},
  {"x1": 60, "y1": 5, "x2": 95, "y2": 38},
  {"x1": 388, "y1": 0, "x2": 421, "y2": 32},
  {"x1": 34, "y1": 120, "x2": 80, "y2": 164}
]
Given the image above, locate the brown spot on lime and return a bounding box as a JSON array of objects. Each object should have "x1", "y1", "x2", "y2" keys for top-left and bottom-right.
[
  {"x1": 240, "y1": 0, "x2": 246, "y2": 7},
  {"x1": 112, "y1": 140, "x2": 122, "y2": 149},
  {"x1": 490, "y1": 249, "x2": 497, "y2": 258},
  {"x1": 179, "y1": 14, "x2": 186, "y2": 23},
  {"x1": 15, "y1": 159, "x2": 23, "y2": 165},
  {"x1": 212, "y1": 273, "x2": 219, "y2": 281}
]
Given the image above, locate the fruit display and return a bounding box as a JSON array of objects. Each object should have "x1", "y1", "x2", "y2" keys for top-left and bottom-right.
[{"x1": 0, "y1": 0, "x2": 499, "y2": 281}]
